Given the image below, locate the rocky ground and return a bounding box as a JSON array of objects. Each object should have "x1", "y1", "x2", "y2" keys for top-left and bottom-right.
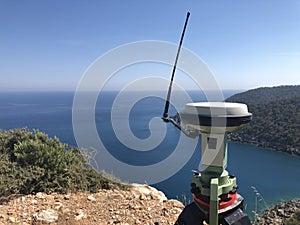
[
  {"x1": 0, "y1": 184, "x2": 184, "y2": 225},
  {"x1": 256, "y1": 199, "x2": 300, "y2": 224},
  {"x1": 1, "y1": 182, "x2": 299, "y2": 225}
]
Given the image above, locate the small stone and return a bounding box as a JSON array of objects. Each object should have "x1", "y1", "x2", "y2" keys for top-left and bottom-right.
[
  {"x1": 172, "y1": 208, "x2": 182, "y2": 214},
  {"x1": 33, "y1": 209, "x2": 58, "y2": 223},
  {"x1": 46, "y1": 195, "x2": 55, "y2": 202},
  {"x1": 54, "y1": 201, "x2": 63, "y2": 210},
  {"x1": 61, "y1": 207, "x2": 70, "y2": 214},
  {"x1": 106, "y1": 194, "x2": 124, "y2": 200},
  {"x1": 36, "y1": 192, "x2": 46, "y2": 199},
  {"x1": 277, "y1": 209, "x2": 285, "y2": 217},
  {"x1": 135, "y1": 219, "x2": 142, "y2": 224},
  {"x1": 63, "y1": 194, "x2": 70, "y2": 200},
  {"x1": 75, "y1": 211, "x2": 87, "y2": 220},
  {"x1": 139, "y1": 194, "x2": 146, "y2": 200},
  {"x1": 169, "y1": 199, "x2": 184, "y2": 208},
  {"x1": 8, "y1": 216, "x2": 16, "y2": 223},
  {"x1": 87, "y1": 195, "x2": 96, "y2": 201}
]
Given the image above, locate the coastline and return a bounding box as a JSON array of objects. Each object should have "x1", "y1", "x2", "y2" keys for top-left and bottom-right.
[{"x1": 228, "y1": 133, "x2": 300, "y2": 156}]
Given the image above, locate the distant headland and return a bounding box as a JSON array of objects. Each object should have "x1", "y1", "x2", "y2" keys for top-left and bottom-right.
[{"x1": 226, "y1": 85, "x2": 300, "y2": 156}]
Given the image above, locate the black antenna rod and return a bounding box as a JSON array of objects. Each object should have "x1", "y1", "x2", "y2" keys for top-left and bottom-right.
[{"x1": 162, "y1": 11, "x2": 190, "y2": 122}]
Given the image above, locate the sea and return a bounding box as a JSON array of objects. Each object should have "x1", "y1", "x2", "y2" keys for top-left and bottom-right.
[{"x1": 0, "y1": 90, "x2": 299, "y2": 219}]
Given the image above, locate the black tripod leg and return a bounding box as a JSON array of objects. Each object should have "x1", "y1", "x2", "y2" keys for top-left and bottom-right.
[
  {"x1": 221, "y1": 208, "x2": 252, "y2": 225},
  {"x1": 175, "y1": 202, "x2": 206, "y2": 225},
  {"x1": 175, "y1": 203, "x2": 252, "y2": 225}
]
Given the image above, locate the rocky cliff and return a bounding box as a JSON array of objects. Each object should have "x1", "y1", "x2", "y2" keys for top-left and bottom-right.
[{"x1": 257, "y1": 199, "x2": 300, "y2": 224}]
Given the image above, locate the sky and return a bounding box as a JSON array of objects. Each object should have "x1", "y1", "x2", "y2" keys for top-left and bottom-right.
[{"x1": 0, "y1": 0, "x2": 300, "y2": 91}]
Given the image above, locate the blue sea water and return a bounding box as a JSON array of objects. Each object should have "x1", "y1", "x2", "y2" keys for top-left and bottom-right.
[{"x1": 0, "y1": 90, "x2": 299, "y2": 218}]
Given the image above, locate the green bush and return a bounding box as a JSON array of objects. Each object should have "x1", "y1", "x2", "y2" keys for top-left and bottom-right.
[
  {"x1": 0, "y1": 128, "x2": 125, "y2": 200},
  {"x1": 284, "y1": 211, "x2": 300, "y2": 225}
]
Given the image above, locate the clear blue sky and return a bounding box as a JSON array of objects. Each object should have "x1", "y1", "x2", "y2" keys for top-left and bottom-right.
[{"x1": 0, "y1": 1, "x2": 299, "y2": 91}]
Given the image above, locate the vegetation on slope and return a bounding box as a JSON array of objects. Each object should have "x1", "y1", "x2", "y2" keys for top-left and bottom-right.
[
  {"x1": 284, "y1": 211, "x2": 300, "y2": 225},
  {"x1": 0, "y1": 128, "x2": 125, "y2": 202},
  {"x1": 226, "y1": 85, "x2": 300, "y2": 155},
  {"x1": 227, "y1": 85, "x2": 300, "y2": 104}
]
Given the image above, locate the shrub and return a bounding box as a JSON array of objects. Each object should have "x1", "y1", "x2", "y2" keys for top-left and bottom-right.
[{"x1": 0, "y1": 128, "x2": 125, "y2": 201}]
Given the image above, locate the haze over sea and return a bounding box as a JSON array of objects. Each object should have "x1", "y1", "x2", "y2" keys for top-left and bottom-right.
[{"x1": 0, "y1": 90, "x2": 299, "y2": 217}]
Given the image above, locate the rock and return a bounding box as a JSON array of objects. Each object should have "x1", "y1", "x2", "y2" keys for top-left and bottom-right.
[
  {"x1": 0, "y1": 214, "x2": 6, "y2": 220},
  {"x1": 87, "y1": 195, "x2": 96, "y2": 201},
  {"x1": 131, "y1": 183, "x2": 167, "y2": 202},
  {"x1": 36, "y1": 192, "x2": 46, "y2": 199},
  {"x1": 63, "y1": 194, "x2": 70, "y2": 200},
  {"x1": 139, "y1": 193, "x2": 146, "y2": 200},
  {"x1": 169, "y1": 199, "x2": 185, "y2": 208},
  {"x1": 106, "y1": 193, "x2": 124, "y2": 200},
  {"x1": 45, "y1": 195, "x2": 54, "y2": 202},
  {"x1": 54, "y1": 201, "x2": 63, "y2": 210},
  {"x1": 277, "y1": 208, "x2": 285, "y2": 216},
  {"x1": 8, "y1": 216, "x2": 16, "y2": 223},
  {"x1": 33, "y1": 209, "x2": 58, "y2": 223},
  {"x1": 172, "y1": 207, "x2": 182, "y2": 214},
  {"x1": 74, "y1": 210, "x2": 87, "y2": 220}
]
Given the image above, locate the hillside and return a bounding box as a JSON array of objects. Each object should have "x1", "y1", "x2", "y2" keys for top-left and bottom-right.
[{"x1": 226, "y1": 85, "x2": 300, "y2": 155}]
